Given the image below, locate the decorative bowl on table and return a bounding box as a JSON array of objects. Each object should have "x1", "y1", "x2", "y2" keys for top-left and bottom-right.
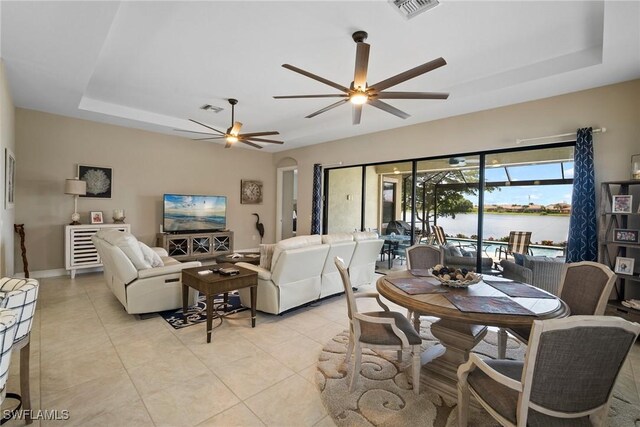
[{"x1": 430, "y1": 265, "x2": 482, "y2": 288}]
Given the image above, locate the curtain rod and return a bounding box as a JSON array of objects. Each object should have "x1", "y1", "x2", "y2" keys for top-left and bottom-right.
[{"x1": 516, "y1": 127, "x2": 606, "y2": 144}]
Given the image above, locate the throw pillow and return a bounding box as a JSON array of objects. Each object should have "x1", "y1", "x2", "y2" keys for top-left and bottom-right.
[
  {"x1": 259, "y1": 243, "x2": 276, "y2": 271},
  {"x1": 513, "y1": 252, "x2": 525, "y2": 266},
  {"x1": 138, "y1": 242, "x2": 164, "y2": 268},
  {"x1": 446, "y1": 243, "x2": 463, "y2": 257},
  {"x1": 97, "y1": 229, "x2": 151, "y2": 270}
]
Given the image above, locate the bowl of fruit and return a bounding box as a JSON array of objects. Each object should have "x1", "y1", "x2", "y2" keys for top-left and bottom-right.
[{"x1": 430, "y1": 265, "x2": 482, "y2": 288}]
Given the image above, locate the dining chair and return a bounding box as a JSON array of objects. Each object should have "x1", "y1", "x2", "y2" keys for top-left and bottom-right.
[
  {"x1": 406, "y1": 244, "x2": 444, "y2": 270},
  {"x1": 497, "y1": 261, "x2": 616, "y2": 359},
  {"x1": 458, "y1": 316, "x2": 640, "y2": 427},
  {"x1": 495, "y1": 231, "x2": 532, "y2": 261},
  {"x1": 0, "y1": 277, "x2": 39, "y2": 424},
  {"x1": 334, "y1": 256, "x2": 422, "y2": 394},
  {"x1": 0, "y1": 308, "x2": 19, "y2": 424}
]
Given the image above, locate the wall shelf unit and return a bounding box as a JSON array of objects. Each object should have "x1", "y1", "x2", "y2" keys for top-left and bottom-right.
[{"x1": 599, "y1": 180, "x2": 640, "y2": 322}]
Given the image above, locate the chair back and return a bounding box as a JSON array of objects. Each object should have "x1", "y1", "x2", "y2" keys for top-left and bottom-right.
[
  {"x1": 406, "y1": 245, "x2": 444, "y2": 270},
  {"x1": 506, "y1": 231, "x2": 531, "y2": 255},
  {"x1": 335, "y1": 256, "x2": 358, "y2": 321},
  {"x1": 0, "y1": 308, "x2": 18, "y2": 401},
  {"x1": 558, "y1": 261, "x2": 616, "y2": 315},
  {"x1": 520, "y1": 316, "x2": 639, "y2": 423},
  {"x1": 431, "y1": 225, "x2": 447, "y2": 245},
  {"x1": 0, "y1": 278, "x2": 39, "y2": 343}
]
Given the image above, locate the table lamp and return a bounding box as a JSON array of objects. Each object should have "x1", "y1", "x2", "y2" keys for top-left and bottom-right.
[{"x1": 64, "y1": 178, "x2": 86, "y2": 225}]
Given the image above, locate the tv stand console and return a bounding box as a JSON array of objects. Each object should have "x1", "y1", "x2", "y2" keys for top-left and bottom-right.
[{"x1": 156, "y1": 231, "x2": 233, "y2": 261}]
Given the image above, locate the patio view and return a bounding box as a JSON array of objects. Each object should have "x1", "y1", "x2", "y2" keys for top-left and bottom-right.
[{"x1": 324, "y1": 145, "x2": 575, "y2": 270}]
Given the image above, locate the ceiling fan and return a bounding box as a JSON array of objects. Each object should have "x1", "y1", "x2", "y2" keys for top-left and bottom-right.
[
  {"x1": 274, "y1": 30, "x2": 449, "y2": 125},
  {"x1": 176, "y1": 99, "x2": 283, "y2": 149},
  {"x1": 449, "y1": 157, "x2": 480, "y2": 166}
]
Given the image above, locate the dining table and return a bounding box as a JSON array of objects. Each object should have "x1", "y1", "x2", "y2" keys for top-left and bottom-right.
[{"x1": 376, "y1": 270, "x2": 569, "y2": 401}]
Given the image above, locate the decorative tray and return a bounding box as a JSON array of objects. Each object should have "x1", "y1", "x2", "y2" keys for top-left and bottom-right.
[{"x1": 431, "y1": 265, "x2": 482, "y2": 288}]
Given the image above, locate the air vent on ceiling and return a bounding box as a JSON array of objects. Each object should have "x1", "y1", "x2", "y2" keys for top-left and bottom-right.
[
  {"x1": 390, "y1": 0, "x2": 439, "y2": 19},
  {"x1": 200, "y1": 104, "x2": 224, "y2": 113}
]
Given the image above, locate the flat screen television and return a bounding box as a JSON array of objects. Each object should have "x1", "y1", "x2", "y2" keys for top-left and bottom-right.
[{"x1": 163, "y1": 194, "x2": 227, "y2": 233}]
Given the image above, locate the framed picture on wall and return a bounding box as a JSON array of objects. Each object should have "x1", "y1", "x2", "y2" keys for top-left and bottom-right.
[
  {"x1": 4, "y1": 148, "x2": 15, "y2": 209},
  {"x1": 612, "y1": 195, "x2": 633, "y2": 213},
  {"x1": 78, "y1": 165, "x2": 112, "y2": 199},
  {"x1": 614, "y1": 257, "x2": 635, "y2": 275},
  {"x1": 90, "y1": 211, "x2": 104, "y2": 224},
  {"x1": 613, "y1": 229, "x2": 639, "y2": 243}
]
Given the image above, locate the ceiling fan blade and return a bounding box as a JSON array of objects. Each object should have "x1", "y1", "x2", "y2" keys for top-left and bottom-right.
[
  {"x1": 282, "y1": 64, "x2": 349, "y2": 93},
  {"x1": 241, "y1": 140, "x2": 263, "y2": 149},
  {"x1": 188, "y1": 119, "x2": 225, "y2": 135},
  {"x1": 239, "y1": 131, "x2": 280, "y2": 138},
  {"x1": 273, "y1": 94, "x2": 348, "y2": 99},
  {"x1": 352, "y1": 104, "x2": 363, "y2": 125},
  {"x1": 230, "y1": 121, "x2": 242, "y2": 135},
  {"x1": 353, "y1": 42, "x2": 370, "y2": 89},
  {"x1": 245, "y1": 138, "x2": 284, "y2": 144},
  {"x1": 377, "y1": 91, "x2": 449, "y2": 100},
  {"x1": 173, "y1": 129, "x2": 219, "y2": 136},
  {"x1": 192, "y1": 136, "x2": 225, "y2": 141},
  {"x1": 368, "y1": 99, "x2": 410, "y2": 119},
  {"x1": 305, "y1": 99, "x2": 349, "y2": 119},
  {"x1": 370, "y1": 57, "x2": 447, "y2": 92}
]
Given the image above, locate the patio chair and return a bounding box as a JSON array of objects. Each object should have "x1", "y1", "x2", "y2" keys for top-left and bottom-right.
[
  {"x1": 458, "y1": 316, "x2": 640, "y2": 427},
  {"x1": 431, "y1": 225, "x2": 448, "y2": 246},
  {"x1": 495, "y1": 231, "x2": 532, "y2": 261},
  {"x1": 335, "y1": 256, "x2": 422, "y2": 394},
  {"x1": 497, "y1": 261, "x2": 616, "y2": 358}
]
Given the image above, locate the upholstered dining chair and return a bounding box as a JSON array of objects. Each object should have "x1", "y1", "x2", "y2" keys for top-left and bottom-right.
[
  {"x1": 495, "y1": 231, "x2": 532, "y2": 261},
  {"x1": 0, "y1": 308, "x2": 19, "y2": 424},
  {"x1": 458, "y1": 316, "x2": 640, "y2": 427},
  {"x1": 334, "y1": 257, "x2": 422, "y2": 394},
  {"x1": 406, "y1": 244, "x2": 444, "y2": 270},
  {"x1": 497, "y1": 261, "x2": 616, "y2": 359},
  {"x1": 0, "y1": 278, "x2": 39, "y2": 424}
]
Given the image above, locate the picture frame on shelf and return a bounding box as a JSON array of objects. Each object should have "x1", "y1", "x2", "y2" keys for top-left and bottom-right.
[
  {"x1": 612, "y1": 194, "x2": 633, "y2": 213},
  {"x1": 614, "y1": 257, "x2": 635, "y2": 275},
  {"x1": 78, "y1": 165, "x2": 112, "y2": 199},
  {"x1": 90, "y1": 211, "x2": 104, "y2": 224},
  {"x1": 613, "y1": 228, "x2": 639, "y2": 243}
]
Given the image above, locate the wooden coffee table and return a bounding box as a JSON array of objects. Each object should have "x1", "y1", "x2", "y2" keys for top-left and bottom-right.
[
  {"x1": 215, "y1": 252, "x2": 261, "y2": 265},
  {"x1": 182, "y1": 264, "x2": 258, "y2": 343}
]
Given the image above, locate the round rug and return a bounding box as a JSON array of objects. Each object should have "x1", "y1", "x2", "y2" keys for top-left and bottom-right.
[{"x1": 316, "y1": 320, "x2": 640, "y2": 427}]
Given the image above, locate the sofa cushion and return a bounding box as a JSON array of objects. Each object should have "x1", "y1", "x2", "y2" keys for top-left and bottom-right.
[
  {"x1": 322, "y1": 233, "x2": 354, "y2": 244},
  {"x1": 138, "y1": 242, "x2": 164, "y2": 268},
  {"x1": 271, "y1": 235, "x2": 322, "y2": 270},
  {"x1": 259, "y1": 243, "x2": 276, "y2": 270},
  {"x1": 522, "y1": 255, "x2": 564, "y2": 270},
  {"x1": 353, "y1": 231, "x2": 378, "y2": 241},
  {"x1": 96, "y1": 230, "x2": 151, "y2": 270}
]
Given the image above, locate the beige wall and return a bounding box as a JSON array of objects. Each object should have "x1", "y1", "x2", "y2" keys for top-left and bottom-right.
[
  {"x1": 275, "y1": 79, "x2": 640, "y2": 235},
  {"x1": 326, "y1": 167, "x2": 362, "y2": 233},
  {"x1": 15, "y1": 109, "x2": 276, "y2": 273},
  {"x1": 0, "y1": 61, "x2": 15, "y2": 276}
]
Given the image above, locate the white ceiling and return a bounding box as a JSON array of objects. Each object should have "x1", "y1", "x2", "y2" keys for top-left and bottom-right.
[{"x1": 1, "y1": 1, "x2": 639, "y2": 152}]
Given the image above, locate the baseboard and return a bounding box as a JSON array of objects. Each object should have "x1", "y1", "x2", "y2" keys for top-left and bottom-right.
[{"x1": 13, "y1": 267, "x2": 103, "y2": 279}]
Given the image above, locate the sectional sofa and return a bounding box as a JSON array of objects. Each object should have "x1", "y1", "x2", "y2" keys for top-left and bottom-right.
[{"x1": 236, "y1": 232, "x2": 384, "y2": 314}]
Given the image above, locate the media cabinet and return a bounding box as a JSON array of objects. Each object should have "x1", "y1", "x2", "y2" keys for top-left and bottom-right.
[{"x1": 156, "y1": 231, "x2": 234, "y2": 261}]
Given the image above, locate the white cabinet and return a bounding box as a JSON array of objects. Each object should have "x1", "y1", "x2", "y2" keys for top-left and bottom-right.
[{"x1": 65, "y1": 224, "x2": 130, "y2": 278}]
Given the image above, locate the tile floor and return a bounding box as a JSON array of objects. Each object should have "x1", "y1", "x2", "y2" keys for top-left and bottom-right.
[{"x1": 2, "y1": 259, "x2": 639, "y2": 426}]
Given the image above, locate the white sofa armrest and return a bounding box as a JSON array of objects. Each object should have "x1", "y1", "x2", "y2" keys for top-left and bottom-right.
[
  {"x1": 137, "y1": 261, "x2": 201, "y2": 279},
  {"x1": 152, "y1": 247, "x2": 169, "y2": 257},
  {"x1": 236, "y1": 262, "x2": 272, "y2": 281}
]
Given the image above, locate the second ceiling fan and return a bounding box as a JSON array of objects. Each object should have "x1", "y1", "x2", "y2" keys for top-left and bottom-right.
[{"x1": 275, "y1": 30, "x2": 449, "y2": 125}]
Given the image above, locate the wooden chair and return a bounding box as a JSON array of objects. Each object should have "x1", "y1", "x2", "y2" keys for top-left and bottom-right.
[
  {"x1": 334, "y1": 256, "x2": 422, "y2": 394},
  {"x1": 0, "y1": 278, "x2": 39, "y2": 424},
  {"x1": 458, "y1": 316, "x2": 640, "y2": 427},
  {"x1": 497, "y1": 261, "x2": 616, "y2": 359},
  {"x1": 495, "y1": 231, "x2": 532, "y2": 261}
]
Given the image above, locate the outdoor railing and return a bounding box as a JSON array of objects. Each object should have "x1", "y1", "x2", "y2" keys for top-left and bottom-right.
[{"x1": 449, "y1": 237, "x2": 566, "y2": 258}]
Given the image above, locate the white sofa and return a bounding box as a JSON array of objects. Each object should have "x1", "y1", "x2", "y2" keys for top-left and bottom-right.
[
  {"x1": 237, "y1": 232, "x2": 383, "y2": 314},
  {"x1": 92, "y1": 230, "x2": 200, "y2": 314}
]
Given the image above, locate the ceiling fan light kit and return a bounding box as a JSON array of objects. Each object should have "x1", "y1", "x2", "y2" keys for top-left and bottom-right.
[{"x1": 275, "y1": 30, "x2": 449, "y2": 125}]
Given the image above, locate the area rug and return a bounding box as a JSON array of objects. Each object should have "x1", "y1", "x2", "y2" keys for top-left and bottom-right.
[
  {"x1": 158, "y1": 292, "x2": 247, "y2": 329},
  {"x1": 317, "y1": 320, "x2": 640, "y2": 426}
]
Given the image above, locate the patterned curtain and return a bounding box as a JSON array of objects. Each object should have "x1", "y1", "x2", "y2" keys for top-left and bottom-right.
[
  {"x1": 566, "y1": 127, "x2": 597, "y2": 262},
  {"x1": 311, "y1": 163, "x2": 322, "y2": 235}
]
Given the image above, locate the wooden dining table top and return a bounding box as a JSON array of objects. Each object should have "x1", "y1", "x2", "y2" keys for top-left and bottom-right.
[{"x1": 376, "y1": 270, "x2": 570, "y2": 328}]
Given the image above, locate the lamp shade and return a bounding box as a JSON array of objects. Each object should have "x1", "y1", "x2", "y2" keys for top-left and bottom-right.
[{"x1": 64, "y1": 179, "x2": 86, "y2": 196}]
